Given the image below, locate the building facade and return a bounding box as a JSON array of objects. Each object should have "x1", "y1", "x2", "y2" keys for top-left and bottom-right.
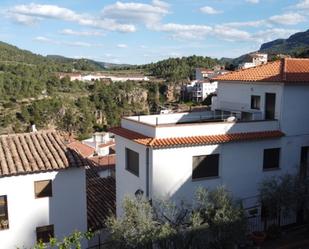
[
  {"x1": 112, "y1": 58, "x2": 309, "y2": 223},
  {"x1": 0, "y1": 131, "x2": 88, "y2": 249}
]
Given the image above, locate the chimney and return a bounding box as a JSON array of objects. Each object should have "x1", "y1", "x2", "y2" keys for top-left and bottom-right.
[{"x1": 31, "y1": 124, "x2": 37, "y2": 133}]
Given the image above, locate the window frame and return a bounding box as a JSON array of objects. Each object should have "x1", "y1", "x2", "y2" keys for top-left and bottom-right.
[
  {"x1": 125, "y1": 148, "x2": 139, "y2": 177},
  {"x1": 34, "y1": 180, "x2": 53, "y2": 199},
  {"x1": 0, "y1": 195, "x2": 9, "y2": 230},
  {"x1": 192, "y1": 154, "x2": 220, "y2": 180},
  {"x1": 251, "y1": 95, "x2": 261, "y2": 110},
  {"x1": 263, "y1": 148, "x2": 281, "y2": 170},
  {"x1": 36, "y1": 224, "x2": 54, "y2": 243}
]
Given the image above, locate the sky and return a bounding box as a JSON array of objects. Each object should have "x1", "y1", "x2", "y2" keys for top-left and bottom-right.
[{"x1": 0, "y1": 0, "x2": 308, "y2": 65}]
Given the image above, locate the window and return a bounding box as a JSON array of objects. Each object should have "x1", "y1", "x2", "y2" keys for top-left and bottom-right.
[
  {"x1": 34, "y1": 180, "x2": 52, "y2": 198},
  {"x1": 263, "y1": 148, "x2": 280, "y2": 170},
  {"x1": 192, "y1": 154, "x2": 219, "y2": 180},
  {"x1": 36, "y1": 225, "x2": 54, "y2": 243},
  {"x1": 251, "y1": 95, "x2": 261, "y2": 110},
  {"x1": 126, "y1": 148, "x2": 139, "y2": 176},
  {"x1": 0, "y1": 195, "x2": 9, "y2": 230}
]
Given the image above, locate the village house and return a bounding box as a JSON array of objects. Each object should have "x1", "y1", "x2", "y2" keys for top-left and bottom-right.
[
  {"x1": 0, "y1": 131, "x2": 88, "y2": 249},
  {"x1": 111, "y1": 58, "x2": 309, "y2": 228},
  {"x1": 238, "y1": 53, "x2": 268, "y2": 69}
]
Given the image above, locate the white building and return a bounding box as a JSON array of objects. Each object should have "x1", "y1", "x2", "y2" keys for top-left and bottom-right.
[
  {"x1": 112, "y1": 58, "x2": 309, "y2": 225},
  {"x1": 191, "y1": 80, "x2": 218, "y2": 102},
  {"x1": 81, "y1": 74, "x2": 149, "y2": 82},
  {"x1": 239, "y1": 53, "x2": 268, "y2": 69},
  {"x1": 195, "y1": 68, "x2": 215, "y2": 81},
  {"x1": 82, "y1": 132, "x2": 115, "y2": 157},
  {"x1": 0, "y1": 131, "x2": 88, "y2": 249}
]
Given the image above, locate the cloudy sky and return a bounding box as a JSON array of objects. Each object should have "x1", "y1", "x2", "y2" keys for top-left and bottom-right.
[{"x1": 0, "y1": 0, "x2": 308, "y2": 64}]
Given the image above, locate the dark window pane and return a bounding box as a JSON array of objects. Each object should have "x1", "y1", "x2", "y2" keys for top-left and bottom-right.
[
  {"x1": 0, "y1": 195, "x2": 9, "y2": 230},
  {"x1": 36, "y1": 225, "x2": 54, "y2": 243},
  {"x1": 251, "y1": 95, "x2": 261, "y2": 110},
  {"x1": 263, "y1": 148, "x2": 280, "y2": 169},
  {"x1": 192, "y1": 154, "x2": 219, "y2": 179},
  {"x1": 126, "y1": 148, "x2": 139, "y2": 176},
  {"x1": 35, "y1": 180, "x2": 52, "y2": 198}
]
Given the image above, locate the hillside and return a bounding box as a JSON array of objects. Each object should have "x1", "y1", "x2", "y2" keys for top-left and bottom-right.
[
  {"x1": 260, "y1": 29, "x2": 309, "y2": 55},
  {"x1": 223, "y1": 29, "x2": 309, "y2": 67},
  {"x1": 0, "y1": 41, "x2": 107, "y2": 71}
]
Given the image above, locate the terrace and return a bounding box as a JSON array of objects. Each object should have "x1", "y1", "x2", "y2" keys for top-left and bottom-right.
[{"x1": 121, "y1": 110, "x2": 280, "y2": 139}]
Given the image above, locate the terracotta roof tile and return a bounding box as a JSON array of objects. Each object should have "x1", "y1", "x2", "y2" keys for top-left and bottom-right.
[
  {"x1": 110, "y1": 127, "x2": 284, "y2": 148},
  {"x1": 215, "y1": 58, "x2": 309, "y2": 83},
  {"x1": 0, "y1": 131, "x2": 86, "y2": 177},
  {"x1": 67, "y1": 140, "x2": 95, "y2": 158}
]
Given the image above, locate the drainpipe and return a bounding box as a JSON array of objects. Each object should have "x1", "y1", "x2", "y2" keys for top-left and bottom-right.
[{"x1": 146, "y1": 147, "x2": 150, "y2": 198}]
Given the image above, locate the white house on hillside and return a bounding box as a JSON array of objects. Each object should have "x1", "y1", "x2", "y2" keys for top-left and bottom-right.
[
  {"x1": 0, "y1": 131, "x2": 88, "y2": 249},
  {"x1": 239, "y1": 53, "x2": 268, "y2": 69},
  {"x1": 112, "y1": 58, "x2": 309, "y2": 228}
]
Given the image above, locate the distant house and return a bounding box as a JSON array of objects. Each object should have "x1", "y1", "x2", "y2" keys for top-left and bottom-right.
[
  {"x1": 0, "y1": 131, "x2": 88, "y2": 249},
  {"x1": 238, "y1": 53, "x2": 268, "y2": 69},
  {"x1": 112, "y1": 58, "x2": 309, "y2": 231},
  {"x1": 57, "y1": 72, "x2": 82, "y2": 81},
  {"x1": 191, "y1": 80, "x2": 218, "y2": 102}
]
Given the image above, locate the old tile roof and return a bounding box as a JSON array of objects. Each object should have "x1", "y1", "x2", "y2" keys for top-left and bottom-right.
[
  {"x1": 0, "y1": 131, "x2": 86, "y2": 177},
  {"x1": 110, "y1": 127, "x2": 284, "y2": 149},
  {"x1": 88, "y1": 154, "x2": 115, "y2": 169},
  {"x1": 86, "y1": 166, "x2": 115, "y2": 231},
  {"x1": 215, "y1": 58, "x2": 309, "y2": 83},
  {"x1": 67, "y1": 140, "x2": 95, "y2": 158}
]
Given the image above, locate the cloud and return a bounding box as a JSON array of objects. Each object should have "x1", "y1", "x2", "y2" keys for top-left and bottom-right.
[
  {"x1": 154, "y1": 23, "x2": 212, "y2": 39},
  {"x1": 8, "y1": 3, "x2": 135, "y2": 32},
  {"x1": 222, "y1": 20, "x2": 266, "y2": 28},
  {"x1": 295, "y1": 0, "x2": 309, "y2": 9},
  {"x1": 252, "y1": 28, "x2": 299, "y2": 43},
  {"x1": 268, "y1": 13, "x2": 306, "y2": 25},
  {"x1": 101, "y1": 1, "x2": 169, "y2": 26},
  {"x1": 117, "y1": 43, "x2": 128, "y2": 48},
  {"x1": 34, "y1": 36, "x2": 103, "y2": 47},
  {"x1": 246, "y1": 0, "x2": 259, "y2": 3},
  {"x1": 60, "y1": 29, "x2": 103, "y2": 36},
  {"x1": 213, "y1": 26, "x2": 252, "y2": 41},
  {"x1": 200, "y1": 6, "x2": 223, "y2": 15}
]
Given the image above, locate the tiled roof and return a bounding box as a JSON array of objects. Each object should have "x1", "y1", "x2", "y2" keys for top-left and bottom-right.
[
  {"x1": 215, "y1": 58, "x2": 309, "y2": 83},
  {"x1": 86, "y1": 167, "x2": 115, "y2": 231},
  {"x1": 88, "y1": 154, "x2": 115, "y2": 169},
  {"x1": 110, "y1": 127, "x2": 284, "y2": 149},
  {"x1": 0, "y1": 131, "x2": 86, "y2": 177},
  {"x1": 67, "y1": 140, "x2": 95, "y2": 158},
  {"x1": 98, "y1": 140, "x2": 115, "y2": 148}
]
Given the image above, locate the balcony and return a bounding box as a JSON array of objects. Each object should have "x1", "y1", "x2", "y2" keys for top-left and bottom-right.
[{"x1": 121, "y1": 110, "x2": 280, "y2": 138}]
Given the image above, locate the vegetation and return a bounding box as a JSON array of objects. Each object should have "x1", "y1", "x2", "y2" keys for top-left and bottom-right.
[
  {"x1": 106, "y1": 186, "x2": 246, "y2": 249},
  {"x1": 259, "y1": 173, "x2": 309, "y2": 226},
  {"x1": 137, "y1": 55, "x2": 220, "y2": 81},
  {"x1": 32, "y1": 230, "x2": 94, "y2": 249}
]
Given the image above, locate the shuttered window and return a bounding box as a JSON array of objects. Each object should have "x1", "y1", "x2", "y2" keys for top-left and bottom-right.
[
  {"x1": 126, "y1": 148, "x2": 139, "y2": 176},
  {"x1": 0, "y1": 195, "x2": 9, "y2": 230},
  {"x1": 263, "y1": 148, "x2": 280, "y2": 170},
  {"x1": 35, "y1": 180, "x2": 52, "y2": 198},
  {"x1": 36, "y1": 225, "x2": 54, "y2": 243},
  {"x1": 192, "y1": 154, "x2": 219, "y2": 179}
]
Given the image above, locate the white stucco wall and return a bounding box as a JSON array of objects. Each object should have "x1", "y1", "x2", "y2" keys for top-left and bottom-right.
[
  {"x1": 151, "y1": 135, "x2": 307, "y2": 204},
  {"x1": 217, "y1": 82, "x2": 283, "y2": 120},
  {"x1": 115, "y1": 136, "x2": 148, "y2": 216},
  {"x1": 0, "y1": 168, "x2": 87, "y2": 249},
  {"x1": 280, "y1": 85, "x2": 309, "y2": 136}
]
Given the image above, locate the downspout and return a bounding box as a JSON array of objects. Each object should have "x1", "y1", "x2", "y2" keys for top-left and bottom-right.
[{"x1": 146, "y1": 147, "x2": 150, "y2": 198}]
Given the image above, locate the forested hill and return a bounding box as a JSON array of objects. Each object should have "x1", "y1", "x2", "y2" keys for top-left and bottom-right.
[
  {"x1": 0, "y1": 41, "x2": 105, "y2": 71},
  {"x1": 138, "y1": 55, "x2": 220, "y2": 81},
  {"x1": 259, "y1": 29, "x2": 309, "y2": 56}
]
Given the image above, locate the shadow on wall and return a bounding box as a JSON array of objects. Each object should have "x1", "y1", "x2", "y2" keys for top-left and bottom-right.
[{"x1": 49, "y1": 149, "x2": 88, "y2": 244}]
